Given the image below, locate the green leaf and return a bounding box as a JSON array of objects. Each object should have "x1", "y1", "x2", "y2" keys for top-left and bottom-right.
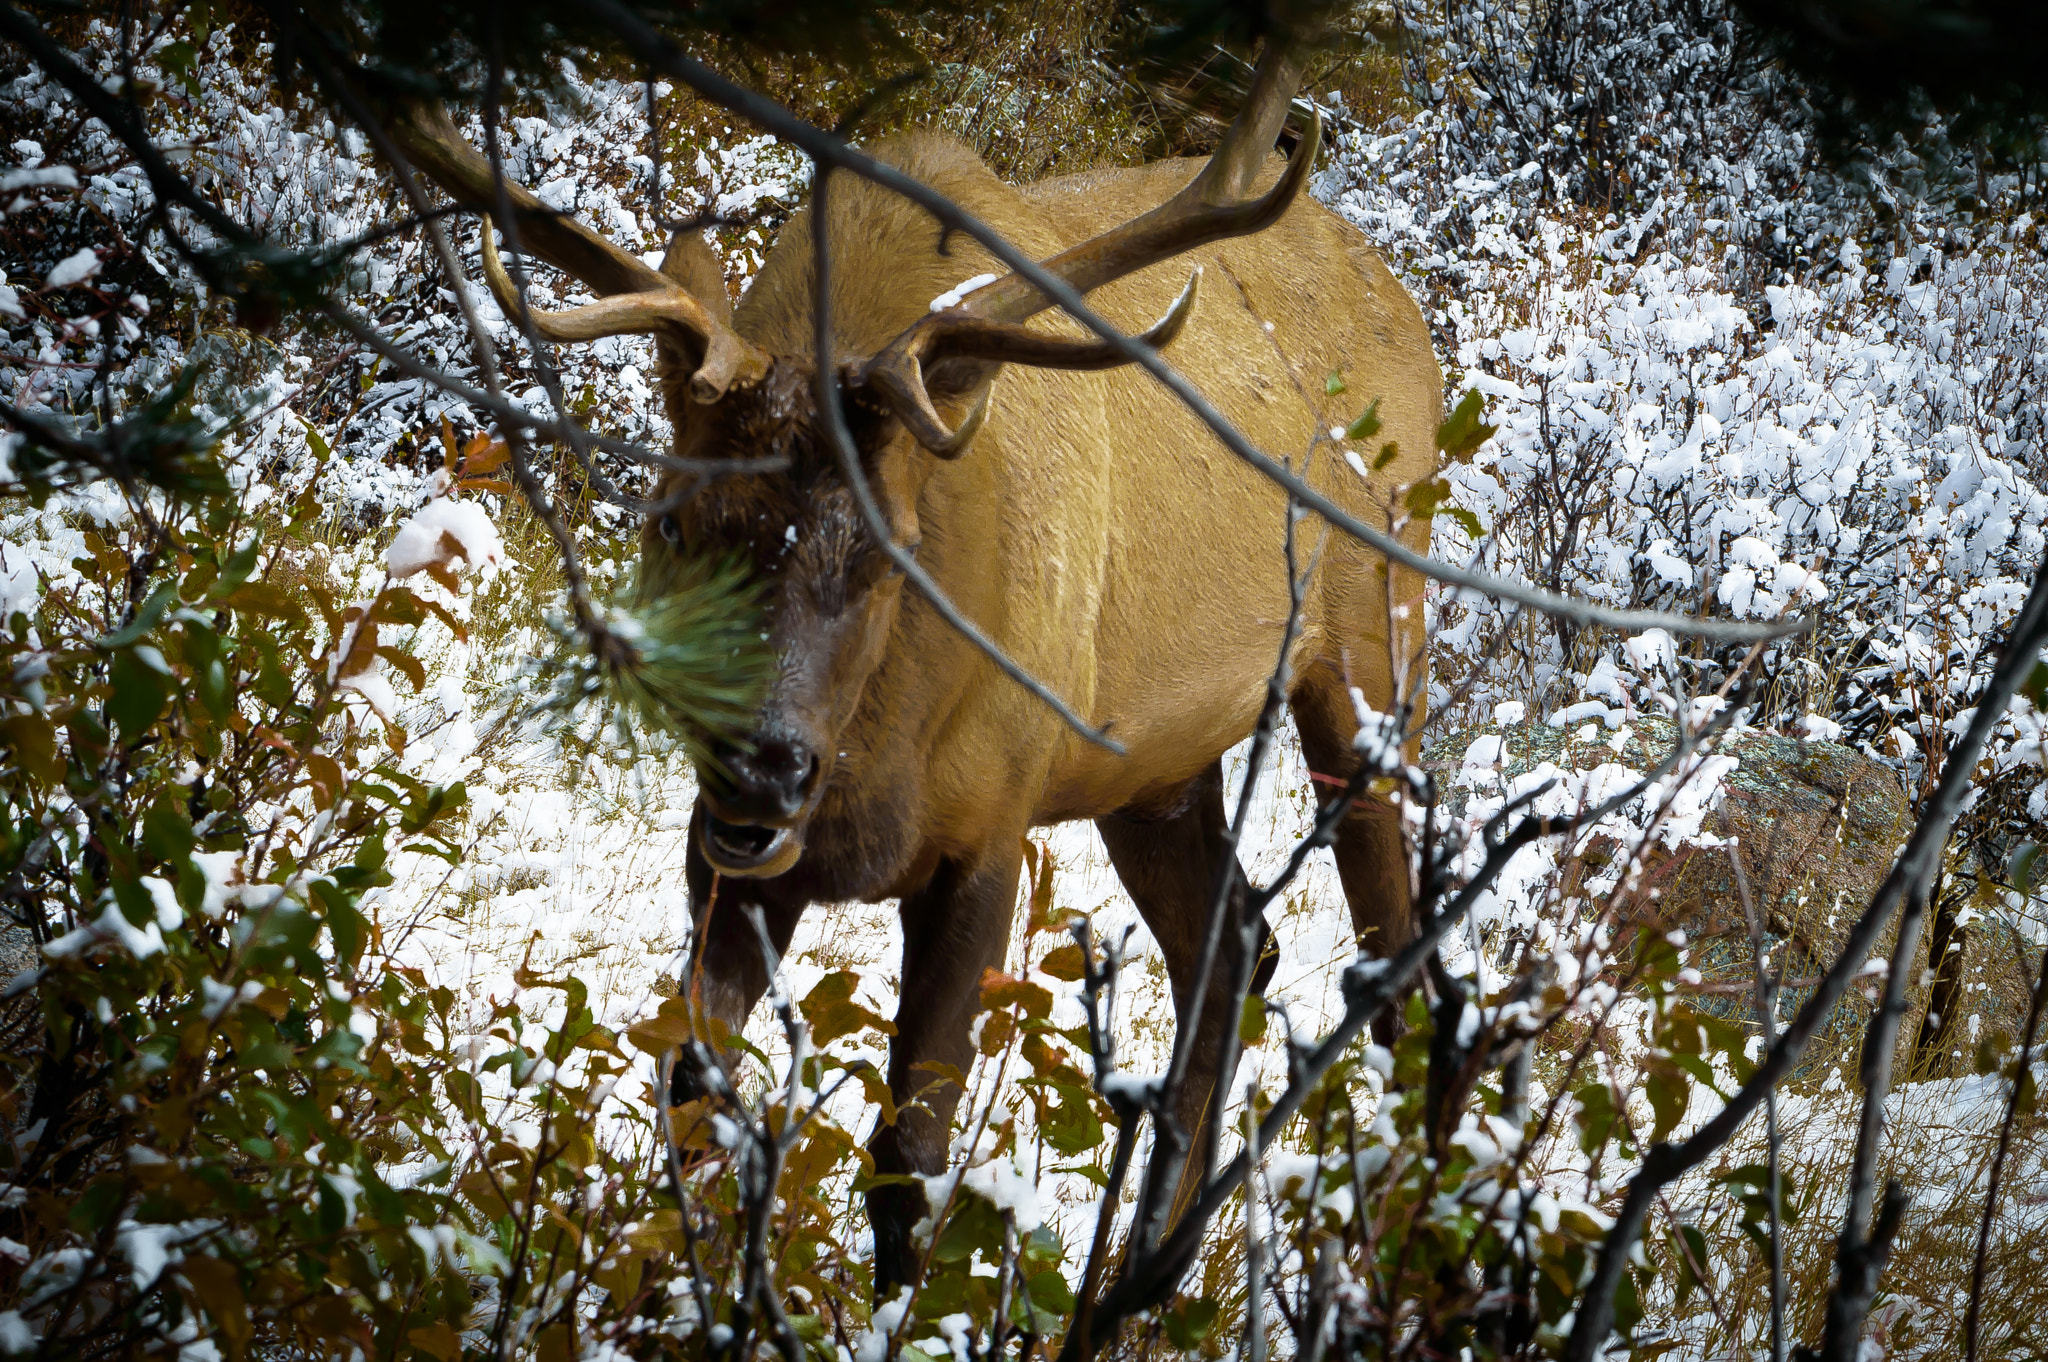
[
  {"x1": 1239, "y1": 992, "x2": 1268, "y2": 1044},
  {"x1": 213, "y1": 532, "x2": 263, "y2": 597},
  {"x1": 181, "y1": 622, "x2": 231, "y2": 720},
  {"x1": 107, "y1": 648, "x2": 174, "y2": 740},
  {"x1": 1443, "y1": 506, "x2": 1486, "y2": 539},
  {"x1": 1025, "y1": 1264, "x2": 1076, "y2": 1312},
  {"x1": 1163, "y1": 1297, "x2": 1219, "y2": 1350},
  {"x1": 1323, "y1": 371, "x2": 1346, "y2": 396},
  {"x1": 70, "y1": 1178, "x2": 127, "y2": 1234},
  {"x1": 931, "y1": 1189, "x2": 1003, "y2": 1264},
  {"x1": 1372, "y1": 440, "x2": 1401, "y2": 471},
  {"x1": 2022, "y1": 660, "x2": 2048, "y2": 712},
  {"x1": 1645, "y1": 1061, "x2": 1689, "y2": 1145},
  {"x1": 297, "y1": 416, "x2": 333, "y2": 464},
  {"x1": 143, "y1": 798, "x2": 195, "y2": 862},
  {"x1": 1404, "y1": 476, "x2": 1454, "y2": 520},
  {"x1": 2011, "y1": 842, "x2": 2041, "y2": 895},
  {"x1": 1345, "y1": 396, "x2": 1383, "y2": 442},
  {"x1": 1575, "y1": 1082, "x2": 1619, "y2": 1157},
  {"x1": 1436, "y1": 388, "x2": 1497, "y2": 462},
  {"x1": 98, "y1": 584, "x2": 179, "y2": 651},
  {"x1": 1030, "y1": 1078, "x2": 1104, "y2": 1155}
]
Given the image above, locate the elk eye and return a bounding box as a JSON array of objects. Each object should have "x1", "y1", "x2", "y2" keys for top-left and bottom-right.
[{"x1": 659, "y1": 515, "x2": 684, "y2": 547}]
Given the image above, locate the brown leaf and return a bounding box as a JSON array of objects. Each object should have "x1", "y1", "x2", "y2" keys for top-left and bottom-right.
[
  {"x1": 801, "y1": 969, "x2": 896, "y2": 1045},
  {"x1": 377, "y1": 646, "x2": 427, "y2": 694},
  {"x1": 980, "y1": 969, "x2": 1052, "y2": 1020},
  {"x1": 335, "y1": 619, "x2": 379, "y2": 680},
  {"x1": 625, "y1": 998, "x2": 697, "y2": 1056},
  {"x1": 458, "y1": 433, "x2": 511, "y2": 475},
  {"x1": 1025, "y1": 842, "x2": 1061, "y2": 935},
  {"x1": 305, "y1": 752, "x2": 344, "y2": 811},
  {"x1": 910, "y1": 1059, "x2": 968, "y2": 1092},
  {"x1": 423, "y1": 561, "x2": 462, "y2": 595},
  {"x1": 0, "y1": 715, "x2": 63, "y2": 783},
  {"x1": 438, "y1": 415, "x2": 460, "y2": 472},
  {"x1": 407, "y1": 1323, "x2": 461, "y2": 1362},
  {"x1": 176, "y1": 1256, "x2": 250, "y2": 1359},
  {"x1": 219, "y1": 581, "x2": 298, "y2": 619}
]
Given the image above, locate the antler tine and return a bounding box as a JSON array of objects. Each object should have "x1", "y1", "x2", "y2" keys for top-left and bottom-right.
[
  {"x1": 957, "y1": 35, "x2": 1323, "y2": 326},
  {"x1": 863, "y1": 268, "x2": 1201, "y2": 457},
  {"x1": 391, "y1": 101, "x2": 769, "y2": 402},
  {"x1": 479, "y1": 231, "x2": 768, "y2": 403}
]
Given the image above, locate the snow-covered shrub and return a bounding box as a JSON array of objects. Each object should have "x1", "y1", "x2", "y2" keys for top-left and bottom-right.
[{"x1": 1323, "y1": 1, "x2": 2048, "y2": 903}]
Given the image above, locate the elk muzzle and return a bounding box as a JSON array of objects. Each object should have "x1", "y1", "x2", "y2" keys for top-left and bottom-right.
[{"x1": 698, "y1": 722, "x2": 822, "y2": 877}]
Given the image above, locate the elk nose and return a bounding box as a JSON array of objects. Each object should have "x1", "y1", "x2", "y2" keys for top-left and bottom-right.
[{"x1": 711, "y1": 729, "x2": 819, "y2": 822}]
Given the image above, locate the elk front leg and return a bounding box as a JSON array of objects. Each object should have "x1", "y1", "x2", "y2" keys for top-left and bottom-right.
[
  {"x1": 669, "y1": 800, "x2": 806, "y2": 1104},
  {"x1": 867, "y1": 840, "x2": 1023, "y2": 1297}
]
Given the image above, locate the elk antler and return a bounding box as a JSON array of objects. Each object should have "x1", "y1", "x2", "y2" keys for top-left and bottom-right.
[
  {"x1": 480, "y1": 229, "x2": 769, "y2": 404},
  {"x1": 859, "y1": 268, "x2": 1202, "y2": 456},
  {"x1": 858, "y1": 33, "x2": 1320, "y2": 451},
  {"x1": 390, "y1": 102, "x2": 769, "y2": 403}
]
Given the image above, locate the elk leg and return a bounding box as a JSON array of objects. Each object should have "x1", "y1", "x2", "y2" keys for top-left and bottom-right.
[
  {"x1": 1291, "y1": 682, "x2": 1416, "y2": 1047},
  {"x1": 669, "y1": 801, "x2": 806, "y2": 1104},
  {"x1": 1096, "y1": 762, "x2": 1274, "y2": 1209},
  {"x1": 867, "y1": 840, "x2": 1024, "y2": 1297}
]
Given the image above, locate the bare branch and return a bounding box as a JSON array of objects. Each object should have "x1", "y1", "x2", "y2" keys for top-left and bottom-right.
[
  {"x1": 1081, "y1": 706, "x2": 1745, "y2": 1347},
  {"x1": 1965, "y1": 942, "x2": 2048, "y2": 1362},
  {"x1": 1732, "y1": 851, "x2": 1787, "y2": 1362}
]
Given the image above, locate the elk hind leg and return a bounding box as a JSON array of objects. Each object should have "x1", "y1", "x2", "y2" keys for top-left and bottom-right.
[{"x1": 1290, "y1": 678, "x2": 1416, "y2": 1047}]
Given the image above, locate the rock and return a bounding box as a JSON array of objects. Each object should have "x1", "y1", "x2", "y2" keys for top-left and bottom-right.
[{"x1": 1423, "y1": 713, "x2": 2001, "y2": 1085}]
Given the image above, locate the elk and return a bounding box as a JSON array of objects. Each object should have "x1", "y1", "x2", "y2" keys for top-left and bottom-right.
[{"x1": 393, "y1": 34, "x2": 1440, "y2": 1290}]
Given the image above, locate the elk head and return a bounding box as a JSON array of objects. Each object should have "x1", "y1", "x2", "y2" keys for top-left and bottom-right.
[{"x1": 389, "y1": 38, "x2": 1321, "y2": 878}]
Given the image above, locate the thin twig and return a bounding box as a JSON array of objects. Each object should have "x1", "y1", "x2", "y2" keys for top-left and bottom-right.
[
  {"x1": 1081, "y1": 705, "x2": 1744, "y2": 1350},
  {"x1": 1964, "y1": 942, "x2": 2048, "y2": 1362},
  {"x1": 1731, "y1": 848, "x2": 1786, "y2": 1362},
  {"x1": 1244, "y1": 1087, "x2": 1267, "y2": 1362}
]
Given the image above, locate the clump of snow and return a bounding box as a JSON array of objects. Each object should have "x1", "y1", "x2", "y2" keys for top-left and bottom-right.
[
  {"x1": 42, "y1": 247, "x2": 99, "y2": 289},
  {"x1": 386, "y1": 497, "x2": 504, "y2": 580}
]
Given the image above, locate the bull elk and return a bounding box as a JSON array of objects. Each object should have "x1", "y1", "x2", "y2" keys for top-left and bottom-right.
[{"x1": 393, "y1": 33, "x2": 1439, "y2": 1290}]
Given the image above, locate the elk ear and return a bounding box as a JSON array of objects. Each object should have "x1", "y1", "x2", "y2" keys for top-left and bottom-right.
[{"x1": 662, "y1": 230, "x2": 731, "y2": 327}]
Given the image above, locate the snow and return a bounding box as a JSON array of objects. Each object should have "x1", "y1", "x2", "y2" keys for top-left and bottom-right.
[
  {"x1": 386, "y1": 497, "x2": 505, "y2": 580},
  {"x1": 41, "y1": 247, "x2": 99, "y2": 288}
]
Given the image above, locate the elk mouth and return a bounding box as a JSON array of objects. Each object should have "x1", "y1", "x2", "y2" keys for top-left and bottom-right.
[{"x1": 701, "y1": 812, "x2": 803, "y2": 877}]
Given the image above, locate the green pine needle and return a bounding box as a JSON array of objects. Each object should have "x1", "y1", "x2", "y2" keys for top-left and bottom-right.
[{"x1": 534, "y1": 552, "x2": 771, "y2": 768}]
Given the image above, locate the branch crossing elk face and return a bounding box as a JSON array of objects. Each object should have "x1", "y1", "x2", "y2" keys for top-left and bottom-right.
[{"x1": 394, "y1": 28, "x2": 1442, "y2": 1296}]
